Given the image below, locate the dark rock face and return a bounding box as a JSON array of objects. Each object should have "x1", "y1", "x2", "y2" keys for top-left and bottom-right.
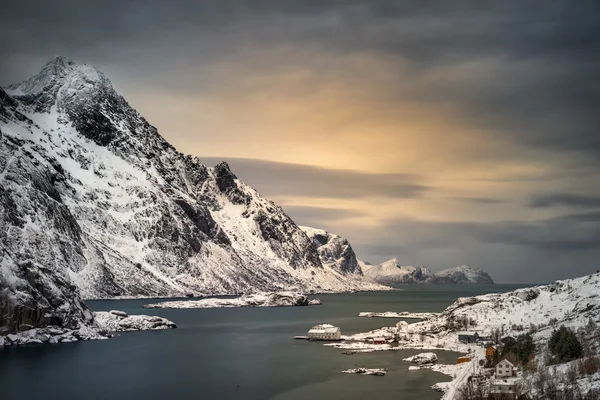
[
  {"x1": 0, "y1": 255, "x2": 93, "y2": 334},
  {"x1": 300, "y1": 227, "x2": 361, "y2": 275},
  {"x1": 213, "y1": 161, "x2": 250, "y2": 205}
]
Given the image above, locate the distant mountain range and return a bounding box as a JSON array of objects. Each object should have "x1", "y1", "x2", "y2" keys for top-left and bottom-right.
[{"x1": 359, "y1": 258, "x2": 494, "y2": 285}]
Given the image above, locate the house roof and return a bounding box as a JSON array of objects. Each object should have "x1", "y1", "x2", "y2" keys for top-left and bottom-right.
[
  {"x1": 457, "y1": 331, "x2": 479, "y2": 336},
  {"x1": 308, "y1": 324, "x2": 340, "y2": 334}
]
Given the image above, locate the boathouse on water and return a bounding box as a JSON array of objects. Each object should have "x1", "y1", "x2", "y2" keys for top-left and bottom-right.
[{"x1": 307, "y1": 324, "x2": 342, "y2": 341}]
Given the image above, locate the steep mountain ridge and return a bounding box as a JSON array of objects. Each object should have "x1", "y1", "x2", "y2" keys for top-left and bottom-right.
[
  {"x1": 300, "y1": 226, "x2": 362, "y2": 276},
  {"x1": 0, "y1": 55, "x2": 381, "y2": 325}
]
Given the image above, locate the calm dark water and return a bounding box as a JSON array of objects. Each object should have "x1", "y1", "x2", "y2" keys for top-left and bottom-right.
[{"x1": 0, "y1": 284, "x2": 532, "y2": 400}]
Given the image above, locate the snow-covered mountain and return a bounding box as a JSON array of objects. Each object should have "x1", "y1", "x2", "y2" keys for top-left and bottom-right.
[
  {"x1": 430, "y1": 265, "x2": 494, "y2": 284},
  {"x1": 360, "y1": 259, "x2": 494, "y2": 285},
  {"x1": 0, "y1": 56, "x2": 382, "y2": 333},
  {"x1": 362, "y1": 258, "x2": 434, "y2": 285}
]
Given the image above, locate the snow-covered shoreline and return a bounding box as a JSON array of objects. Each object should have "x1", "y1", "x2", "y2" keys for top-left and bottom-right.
[
  {"x1": 322, "y1": 273, "x2": 600, "y2": 399},
  {"x1": 358, "y1": 311, "x2": 439, "y2": 319},
  {"x1": 84, "y1": 288, "x2": 395, "y2": 301},
  {"x1": 0, "y1": 310, "x2": 176, "y2": 347},
  {"x1": 144, "y1": 291, "x2": 320, "y2": 309}
]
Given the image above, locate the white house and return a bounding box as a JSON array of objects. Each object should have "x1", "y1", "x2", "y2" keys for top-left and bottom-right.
[
  {"x1": 307, "y1": 324, "x2": 341, "y2": 341},
  {"x1": 495, "y1": 359, "x2": 515, "y2": 378}
]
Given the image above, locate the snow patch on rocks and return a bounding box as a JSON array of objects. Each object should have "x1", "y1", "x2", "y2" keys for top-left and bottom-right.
[
  {"x1": 94, "y1": 311, "x2": 176, "y2": 332},
  {"x1": 1, "y1": 310, "x2": 176, "y2": 346},
  {"x1": 359, "y1": 311, "x2": 439, "y2": 319},
  {"x1": 403, "y1": 352, "x2": 438, "y2": 364},
  {"x1": 144, "y1": 292, "x2": 315, "y2": 309}
]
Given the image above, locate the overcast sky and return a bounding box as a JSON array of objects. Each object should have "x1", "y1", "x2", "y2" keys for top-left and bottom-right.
[{"x1": 2, "y1": 1, "x2": 600, "y2": 283}]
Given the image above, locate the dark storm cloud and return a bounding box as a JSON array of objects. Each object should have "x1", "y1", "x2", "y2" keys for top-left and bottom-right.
[
  {"x1": 376, "y1": 212, "x2": 600, "y2": 252},
  {"x1": 2, "y1": 0, "x2": 598, "y2": 159},
  {"x1": 202, "y1": 157, "x2": 428, "y2": 199},
  {"x1": 529, "y1": 193, "x2": 600, "y2": 209}
]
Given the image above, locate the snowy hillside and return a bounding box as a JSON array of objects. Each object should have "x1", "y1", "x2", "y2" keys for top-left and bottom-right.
[
  {"x1": 416, "y1": 273, "x2": 600, "y2": 343},
  {"x1": 362, "y1": 259, "x2": 494, "y2": 285},
  {"x1": 0, "y1": 55, "x2": 382, "y2": 328}
]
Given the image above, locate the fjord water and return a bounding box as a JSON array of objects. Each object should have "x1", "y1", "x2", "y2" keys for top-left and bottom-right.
[{"x1": 0, "y1": 284, "x2": 530, "y2": 400}]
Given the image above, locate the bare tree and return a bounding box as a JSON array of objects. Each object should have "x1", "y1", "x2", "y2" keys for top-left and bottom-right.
[{"x1": 457, "y1": 380, "x2": 486, "y2": 400}]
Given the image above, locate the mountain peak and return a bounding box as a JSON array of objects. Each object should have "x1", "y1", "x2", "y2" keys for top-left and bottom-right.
[
  {"x1": 47, "y1": 55, "x2": 77, "y2": 69},
  {"x1": 9, "y1": 56, "x2": 110, "y2": 101}
]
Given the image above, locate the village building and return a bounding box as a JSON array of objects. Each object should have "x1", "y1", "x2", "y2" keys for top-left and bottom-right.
[
  {"x1": 495, "y1": 359, "x2": 516, "y2": 378},
  {"x1": 307, "y1": 324, "x2": 341, "y2": 341},
  {"x1": 486, "y1": 345, "x2": 497, "y2": 358},
  {"x1": 500, "y1": 335, "x2": 516, "y2": 344},
  {"x1": 457, "y1": 331, "x2": 480, "y2": 343},
  {"x1": 368, "y1": 337, "x2": 386, "y2": 345},
  {"x1": 490, "y1": 377, "x2": 519, "y2": 396}
]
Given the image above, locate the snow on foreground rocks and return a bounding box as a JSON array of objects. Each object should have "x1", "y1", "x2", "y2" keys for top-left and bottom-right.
[
  {"x1": 403, "y1": 352, "x2": 438, "y2": 364},
  {"x1": 359, "y1": 311, "x2": 438, "y2": 319},
  {"x1": 0, "y1": 310, "x2": 176, "y2": 346},
  {"x1": 94, "y1": 310, "x2": 176, "y2": 331},
  {"x1": 342, "y1": 368, "x2": 387, "y2": 376},
  {"x1": 143, "y1": 292, "x2": 316, "y2": 309}
]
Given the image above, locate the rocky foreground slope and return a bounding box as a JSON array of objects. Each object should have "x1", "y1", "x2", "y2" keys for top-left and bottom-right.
[
  {"x1": 0, "y1": 56, "x2": 381, "y2": 334},
  {"x1": 360, "y1": 258, "x2": 494, "y2": 285}
]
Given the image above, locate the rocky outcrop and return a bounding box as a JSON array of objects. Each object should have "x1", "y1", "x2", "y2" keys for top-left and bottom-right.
[
  {"x1": 403, "y1": 353, "x2": 438, "y2": 364},
  {"x1": 300, "y1": 226, "x2": 362, "y2": 275},
  {"x1": 0, "y1": 251, "x2": 93, "y2": 335},
  {"x1": 93, "y1": 310, "x2": 176, "y2": 331},
  {"x1": 143, "y1": 291, "x2": 315, "y2": 309}
]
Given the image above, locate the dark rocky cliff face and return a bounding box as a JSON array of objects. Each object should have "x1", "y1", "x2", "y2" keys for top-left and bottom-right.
[
  {"x1": 0, "y1": 55, "x2": 372, "y2": 332},
  {"x1": 0, "y1": 254, "x2": 93, "y2": 334},
  {"x1": 300, "y1": 227, "x2": 362, "y2": 275}
]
